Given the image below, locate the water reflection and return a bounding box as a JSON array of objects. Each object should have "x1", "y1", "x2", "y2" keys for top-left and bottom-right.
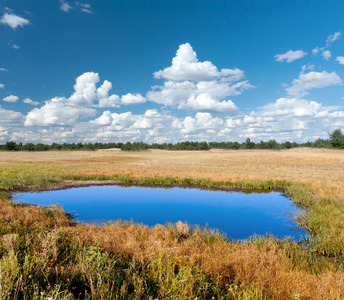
[{"x1": 13, "y1": 185, "x2": 308, "y2": 240}]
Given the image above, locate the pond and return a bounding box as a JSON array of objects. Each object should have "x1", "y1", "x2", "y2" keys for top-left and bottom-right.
[{"x1": 13, "y1": 185, "x2": 308, "y2": 240}]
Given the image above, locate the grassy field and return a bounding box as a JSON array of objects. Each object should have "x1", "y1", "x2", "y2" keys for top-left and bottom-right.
[{"x1": 0, "y1": 148, "x2": 344, "y2": 299}]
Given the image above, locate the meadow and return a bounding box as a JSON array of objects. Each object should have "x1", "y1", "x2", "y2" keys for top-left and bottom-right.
[{"x1": 0, "y1": 148, "x2": 344, "y2": 299}]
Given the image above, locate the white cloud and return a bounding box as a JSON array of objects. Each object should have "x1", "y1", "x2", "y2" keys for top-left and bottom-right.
[
  {"x1": 121, "y1": 93, "x2": 146, "y2": 105},
  {"x1": 326, "y1": 31, "x2": 341, "y2": 46},
  {"x1": 3, "y1": 95, "x2": 19, "y2": 102},
  {"x1": 0, "y1": 84, "x2": 4, "y2": 89},
  {"x1": 0, "y1": 68, "x2": 8, "y2": 72},
  {"x1": 91, "y1": 111, "x2": 113, "y2": 126},
  {"x1": 0, "y1": 105, "x2": 23, "y2": 123},
  {"x1": 301, "y1": 63, "x2": 315, "y2": 72},
  {"x1": 5, "y1": 95, "x2": 344, "y2": 144},
  {"x1": 96, "y1": 80, "x2": 121, "y2": 108},
  {"x1": 178, "y1": 93, "x2": 237, "y2": 113},
  {"x1": 24, "y1": 72, "x2": 145, "y2": 127},
  {"x1": 336, "y1": 56, "x2": 344, "y2": 65},
  {"x1": 25, "y1": 96, "x2": 96, "y2": 126},
  {"x1": 24, "y1": 72, "x2": 149, "y2": 126},
  {"x1": 312, "y1": 47, "x2": 324, "y2": 56},
  {"x1": 60, "y1": 1, "x2": 72, "y2": 12},
  {"x1": 322, "y1": 50, "x2": 331, "y2": 60},
  {"x1": 274, "y1": 50, "x2": 307, "y2": 63},
  {"x1": 286, "y1": 71, "x2": 342, "y2": 97},
  {"x1": 25, "y1": 72, "x2": 102, "y2": 126},
  {"x1": 69, "y1": 72, "x2": 99, "y2": 106},
  {"x1": 0, "y1": 13, "x2": 30, "y2": 30},
  {"x1": 154, "y1": 43, "x2": 244, "y2": 82},
  {"x1": 23, "y1": 98, "x2": 39, "y2": 106},
  {"x1": 12, "y1": 44, "x2": 20, "y2": 49},
  {"x1": 76, "y1": 2, "x2": 93, "y2": 14},
  {"x1": 312, "y1": 31, "x2": 341, "y2": 59},
  {"x1": 147, "y1": 43, "x2": 253, "y2": 113},
  {"x1": 60, "y1": 1, "x2": 93, "y2": 14},
  {"x1": 98, "y1": 95, "x2": 120, "y2": 108}
]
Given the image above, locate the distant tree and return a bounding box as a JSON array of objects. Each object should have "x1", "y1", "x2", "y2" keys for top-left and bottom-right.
[
  {"x1": 267, "y1": 139, "x2": 278, "y2": 149},
  {"x1": 244, "y1": 138, "x2": 255, "y2": 149},
  {"x1": 282, "y1": 141, "x2": 292, "y2": 149},
  {"x1": 232, "y1": 142, "x2": 240, "y2": 149},
  {"x1": 313, "y1": 138, "x2": 330, "y2": 148},
  {"x1": 22, "y1": 143, "x2": 35, "y2": 151},
  {"x1": 4, "y1": 141, "x2": 19, "y2": 151},
  {"x1": 329, "y1": 129, "x2": 344, "y2": 149}
]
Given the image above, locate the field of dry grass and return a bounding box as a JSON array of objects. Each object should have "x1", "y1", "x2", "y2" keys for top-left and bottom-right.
[{"x1": 0, "y1": 148, "x2": 344, "y2": 299}]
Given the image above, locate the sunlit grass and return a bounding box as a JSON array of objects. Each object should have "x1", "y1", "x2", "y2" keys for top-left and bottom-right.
[{"x1": 0, "y1": 148, "x2": 344, "y2": 298}]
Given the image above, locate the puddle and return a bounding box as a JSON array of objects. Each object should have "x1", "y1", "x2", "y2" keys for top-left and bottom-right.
[{"x1": 13, "y1": 185, "x2": 308, "y2": 240}]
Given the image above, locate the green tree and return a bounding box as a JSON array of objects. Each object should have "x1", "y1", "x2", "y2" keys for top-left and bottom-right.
[
  {"x1": 329, "y1": 129, "x2": 344, "y2": 149},
  {"x1": 4, "y1": 141, "x2": 19, "y2": 151},
  {"x1": 244, "y1": 138, "x2": 255, "y2": 149}
]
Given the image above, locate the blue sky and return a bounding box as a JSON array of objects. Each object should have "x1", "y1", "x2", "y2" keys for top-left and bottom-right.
[{"x1": 1, "y1": 0, "x2": 344, "y2": 144}]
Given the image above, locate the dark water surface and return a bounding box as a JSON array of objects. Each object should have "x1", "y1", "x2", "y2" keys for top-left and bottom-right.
[{"x1": 13, "y1": 185, "x2": 307, "y2": 240}]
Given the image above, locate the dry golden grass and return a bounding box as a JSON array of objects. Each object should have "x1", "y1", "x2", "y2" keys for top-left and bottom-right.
[
  {"x1": 1, "y1": 148, "x2": 344, "y2": 298},
  {"x1": 0, "y1": 197, "x2": 72, "y2": 228},
  {"x1": 2, "y1": 147, "x2": 343, "y2": 180},
  {"x1": 68, "y1": 222, "x2": 344, "y2": 299}
]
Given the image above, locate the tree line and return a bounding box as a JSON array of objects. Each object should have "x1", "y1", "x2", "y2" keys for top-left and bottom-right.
[{"x1": 1, "y1": 129, "x2": 344, "y2": 151}]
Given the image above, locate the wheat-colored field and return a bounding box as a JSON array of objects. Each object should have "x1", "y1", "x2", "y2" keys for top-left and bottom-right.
[{"x1": 1, "y1": 147, "x2": 343, "y2": 181}]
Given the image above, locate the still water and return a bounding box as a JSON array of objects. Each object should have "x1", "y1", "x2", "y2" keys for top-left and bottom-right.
[{"x1": 13, "y1": 185, "x2": 307, "y2": 240}]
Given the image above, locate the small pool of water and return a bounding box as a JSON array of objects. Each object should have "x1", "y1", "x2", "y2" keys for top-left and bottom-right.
[{"x1": 13, "y1": 185, "x2": 308, "y2": 240}]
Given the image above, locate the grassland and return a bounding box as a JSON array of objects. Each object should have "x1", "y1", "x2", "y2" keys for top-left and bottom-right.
[{"x1": 0, "y1": 148, "x2": 344, "y2": 299}]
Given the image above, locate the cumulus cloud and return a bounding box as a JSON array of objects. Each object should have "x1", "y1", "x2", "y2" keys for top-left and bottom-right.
[
  {"x1": 25, "y1": 72, "x2": 102, "y2": 126},
  {"x1": 178, "y1": 93, "x2": 237, "y2": 113},
  {"x1": 336, "y1": 56, "x2": 344, "y2": 65},
  {"x1": 96, "y1": 80, "x2": 120, "y2": 107},
  {"x1": 68, "y1": 72, "x2": 99, "y2": 106},
  {"x1": 91, "y1": 111, "x2": 113, "y2": 126},
  {"x1": 24, "y1": 72, "x2": 145, "y2": 127},
  {"x1": 6, "y1": 95, "x2": 344, "y2": 144},
  {"x1": 23, "y1": 98, "x2": 39, "y2": 106},
  {"x1": 0, "y1": 84, "x2": 4, "y2": 89},
  {"x1": 25, "y1": 96, "x2": 96, "y2": 126},
  {"x1": 121, "y1": 93, "x2": 146, "y2": 105},
  {"x1": 4, "y1": 42, "x2": 344, "y2": 143},
  {"x1": 0, "y1": 13, "x2": 30, "y2": 29},
  {"x1": 3, "y1": 95, "x2": 19, "y2": 102},
  {"x1": 0, "y1": 105, "x2": 24, "y2": 123},
  {"x1": 154, "y1": 43, "x2": 244, "y2": 82},
  {"x1": 274, "y1": 50, "x2": 307, "y2": 63},
  {"x1": 242, "y1": 98, "x2": 344, "y2": 139},
  {"x1": 286, "y1": 71, "x2": 342, "y2": 97},
  {"x1": 181, "y1": 112, "x2": 224, "y2": 134},
  {"x1": 147, "y1": 43, "x2": 253, "y2": 113},
  {"x1": 322, "y1": 50, "x2": 331, "y2": 60}
]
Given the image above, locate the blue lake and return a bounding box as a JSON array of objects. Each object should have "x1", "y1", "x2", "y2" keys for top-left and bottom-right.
[{"x1": 13, "y1": 185, "x2": 308, "y2": 240}]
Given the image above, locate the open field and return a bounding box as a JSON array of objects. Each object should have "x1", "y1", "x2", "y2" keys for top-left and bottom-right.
[{"x1": 0, "y1": 148, "x2": 344, "y2": 299}]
